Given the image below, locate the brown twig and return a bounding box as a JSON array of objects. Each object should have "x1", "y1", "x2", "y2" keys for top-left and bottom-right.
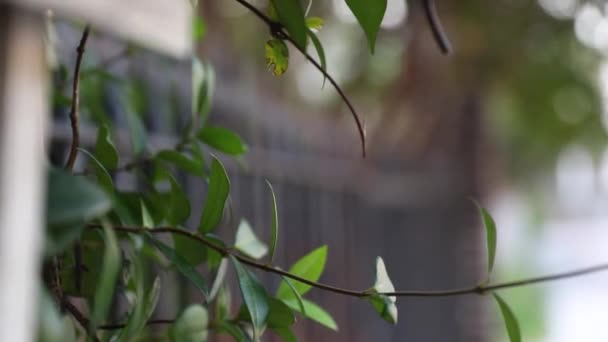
[
  {"x1": 422, "y1": 0, "x2": 452, "y2": 55},
  {"x1": 233, "y1": 0, "x2": 366, "y2": 157},
  {"x1": 65, "y1": 25, "x2": 91, "y2": 170},
  {"x1": 98, "y1": 319, "x2": 175, "y2": 330},
  {"x1": 62, "y1": 299, "x2": 100, "y2": 342},
  {"x1": 88, "y1": 224, "x2": 608, "y2": 298}
]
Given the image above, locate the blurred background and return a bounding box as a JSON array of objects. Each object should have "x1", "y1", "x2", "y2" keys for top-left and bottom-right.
[{"x1": 49, "y1": 0, "x2": 608, "y2": 341}]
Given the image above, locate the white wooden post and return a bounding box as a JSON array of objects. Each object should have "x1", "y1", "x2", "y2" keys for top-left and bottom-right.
[
  {"x1": 0, "y1": 6, "x2": 49, "y2": 342},
  {"x1": 0, "y1": 1, "x2": 191, "y2": 341}
]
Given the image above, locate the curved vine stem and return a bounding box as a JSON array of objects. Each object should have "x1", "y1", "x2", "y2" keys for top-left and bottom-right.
[
  {"x1": 232, "y1": 0, "x2": 367, "y2": 157},
  {"x1": 422, "y1": 0, "x2": 452, "y2": 55},
  {"x1": 65, "y1": 25, "x2": 91, "y2": 170},
  {"x1": 87, "y1": 224, "x2": 608, "y2": 298}
]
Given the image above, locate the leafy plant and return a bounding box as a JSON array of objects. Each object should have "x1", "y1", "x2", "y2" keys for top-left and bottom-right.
[{"x1": 38, "y1": 1, "x2": 608, "y2": 341}]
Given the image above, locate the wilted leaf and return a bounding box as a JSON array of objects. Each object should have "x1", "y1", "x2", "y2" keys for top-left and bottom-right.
[
  {"x1": 306, "y1": 17, "x2": 324, "y2": 31},
  {"x1": 140, "y1": 200, "x2": 154, "y2": 228},
  {"x1": 368, "y1": 257, "x2": 397, "y2": 324},
  {"x1": 235, "y1": 219, "x2": 268, "y2": 259},
  {"x1": 265, "y1": 39, "x2": 289, "y2": 76}
]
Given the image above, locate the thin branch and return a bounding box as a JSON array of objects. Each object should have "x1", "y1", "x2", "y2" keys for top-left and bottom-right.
[
  {"x1": 88, "y1": 224, "x2": 608, "y2": 298},
  {"x1": 65, "y1": 25, "x2": 91, "y2": 170},
  {"x1": 233, "y1": 0, "x2": 367, "y2": 157},
  {"x1": 98, "y1": 319, "x2": 175, "y2": 330},
  {"x1": 422, "y1": 0, "x2": 452, "y2": 55},
  {"x1": 62, "y1": 299, "x2": 100, "y2": 342}
]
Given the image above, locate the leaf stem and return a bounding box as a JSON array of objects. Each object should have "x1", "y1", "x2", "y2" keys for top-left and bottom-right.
[
  {"x1": 422, "y1": 0, "x2": 452, "y2": 55},
  {"x1": 232, "y1": 0, "x2": 366, "y2": 157}
]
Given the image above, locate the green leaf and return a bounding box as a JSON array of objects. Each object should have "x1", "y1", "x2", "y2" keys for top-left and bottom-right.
[
  {"x1": 46, "y1": 168, "x2": 111, "y2": 255},
  {"x1": 47, "y1": 168, "x2": 112, "y2": 227},
  {"x1": 125, "y1": 108, "x2": 147, "y2": 156},
  {"x1": 267, "y1": 297, "x2": 296, "y2": 328},
  {"x1": 167, "y1": 174, "x2": 191, "y2": 225},
  {"x1": 306, "y1": 17, "x2": 324, "y2": 31},
  {"x1": 368, "y1": 257, "x2": 397, "y2": 324},
  {"x1": 193, "y1": 15, "x2": 206, "y2": 41},
  {"x1": 369, "y1": 294, "x2": 397, "y2": 325},
  {"x1": 38, "y1": 289, "x2": 76, "y2": 342},
  {"x1": 147, "y1": 235, "x2": 209, "y2": 298},
  {"x1": 265, "y1": 39, "x2": 290, "y2": 77},
  {"x1": 266, "y1": 180, "x2": 279, "y2": 264},
  {"x1": 284, "y1": 298, "x2": 337, "y2": 331},
  {"x1": 59, "y1": 230, "x2": 104, "y2": 297},
  {"x1": 474, "y1": 200, "x2": 497, "y2": 274},
  {"x1": 198, "y1": 156, "x2": 230, "y2": 233},
  {"x1": 235, "y1": 219, "x2": 268, "y2": 259},
  {"x1": 270, "y1": 327, "x2": 297, "y2": 342},
  {"x1": 280, "y1": 276, "x2": 306, "y2": 315},
  {"x1": 205, "y1": 233, "x2": 227, "y2": 268},
  {"x1": 157, "y1": 150, "x2": 205, "y2": 177},
  {"x1": 218, "y1": 321, "x2": 247, "y2": 342},
  {"x1": 90, "y1": 221, "x2": 121, "y2": 329},
  {"x1": 117, "y1": 275, "x2": 161, "y2": 341},
  {"x1": 493, "y1": 293, "x2": 522, "y2": 342},
  {"x1": 95, "y1": 125, "x2": 119, "y2": 169},
  {"x1": 307, "y1": 30, "x2": 327, "y2": 88},
  {"x1": 193, "y1": 58, "x2": 215, "y2": 125},
  {"x1": 268, "y1": 2, "x2": 279, "y2": 20},
  {"x1": 209, "y1": 258, "x2": 229, "y2": 301},
  {"x1": 197, "y1": 126, "x2": 248, "y2": 156},
  {"x1": 231, "y1": 256, "x2": 269, "y2": 340},
  {"x1": 345, "y1": 0, "x2": 387, "y2": 53},
  {"x1": 276, "y1": 245, "x2": 327, "y2": 299},
  {"x1": 270, "y1": 0, "x2": 308, "y2": 49},
  {"x1": 141, "y1": 200, "x2": 154, "y2": 228},
  {"x1": 170, "y1": 305, "x2": 209, "y2": 342},
  {"x1": 77, "y1": 147, "x2": 114, "y2": 194},
  {"x1": 172, "y1": 233, "x2": 207, "y2": 266}
]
